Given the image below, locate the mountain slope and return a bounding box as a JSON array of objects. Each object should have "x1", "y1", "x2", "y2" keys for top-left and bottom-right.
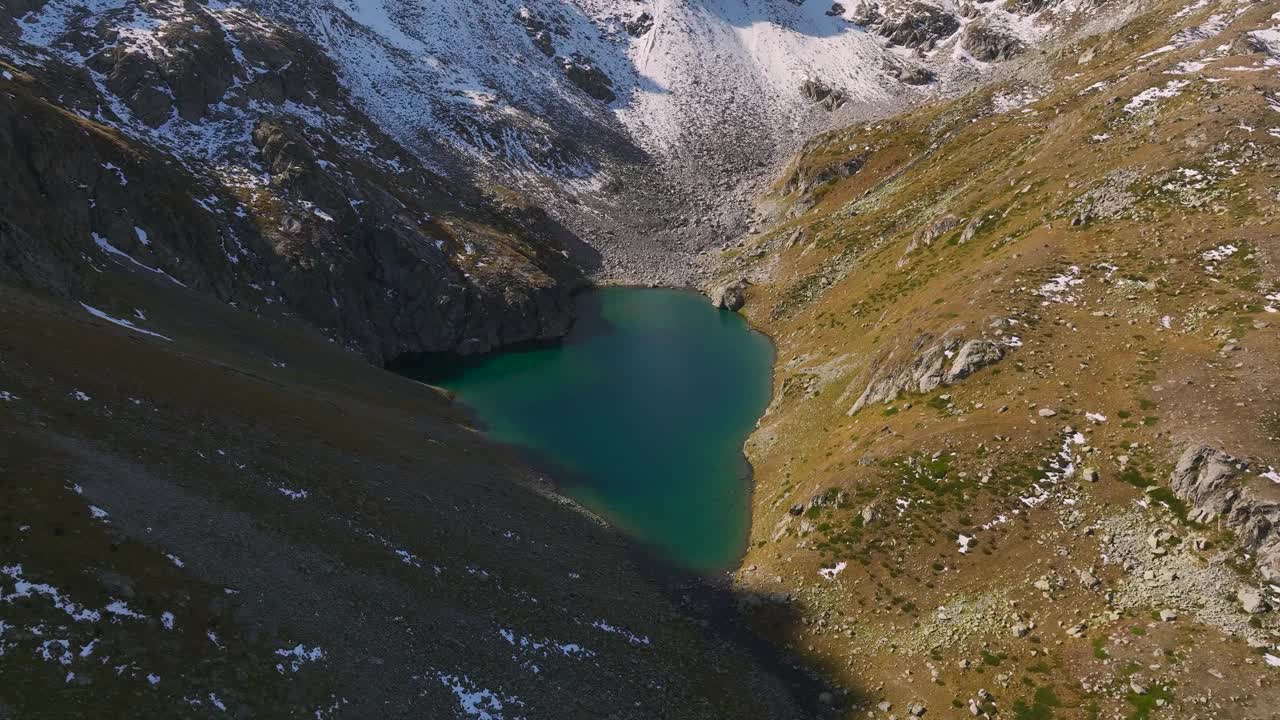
[
  {"x1": 2, "y1": 0, "x2": 1118, "y2": 293},
  {"x1": 0, "y1": 252, "x2": 816, "y2": 717},
  {"x1": 723, "y1": 0, "x2": 1280, "y2": 715},
  {"x1": 2, "y1": 0, "x2": 586, "y2": 362}
]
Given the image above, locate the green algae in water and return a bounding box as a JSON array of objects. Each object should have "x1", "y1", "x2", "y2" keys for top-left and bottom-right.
[{"x1": 398, "y1": 288, "x2": 774, "y2": 572}]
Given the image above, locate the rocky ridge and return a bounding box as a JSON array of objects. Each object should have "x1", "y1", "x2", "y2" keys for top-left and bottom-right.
[{"x1": 1, "y1": 0, "x2": 582, "y2": 362}]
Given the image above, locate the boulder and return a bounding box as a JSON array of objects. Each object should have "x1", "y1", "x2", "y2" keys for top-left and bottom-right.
[
  {"x1": 890, "y1": 64, "x2": 936, "y2": 85},
  {"x1": 800, "y1": 78, "x2": 849, "y2": 111},
  {"x1": 710, "y1": 279, "x2": 749, "y2": 311},
  {"x1": 1238, "y1": 588, "x2": 1270, "y2": 614},
  {"x1": 1169, "y1": 446, "x2": 1239, "y2": 517},
  {"x1": 860, "y1": 503, "x2": 880, "y2": 525},
  {"x1": 944, "y1": 340, "x2": 1003, "y2": 384}
]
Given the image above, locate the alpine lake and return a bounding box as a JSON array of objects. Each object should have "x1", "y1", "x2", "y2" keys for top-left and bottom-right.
[{"x1": 394, "y1": 288, "x2": 774, "y2": 572}]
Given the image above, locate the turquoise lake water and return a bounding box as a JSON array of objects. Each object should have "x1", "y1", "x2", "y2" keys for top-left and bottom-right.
[{"x1": 395, "y1": 287, "x2": 774, "y2": 572}]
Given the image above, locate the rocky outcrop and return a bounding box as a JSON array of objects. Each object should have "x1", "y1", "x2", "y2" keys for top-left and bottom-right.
[
  {"x1": 866, "y1": 2, "x2": 960, "y2": 51},
  {"x1": 561, "y1": 53, "x2": 615, "y2": 103},
  {"x1": 624, "y1": 11, "x2": 654, "y2": 37},
  {"x1": 516, "y1": 7, "x2": 561, "y2": 56},
  {"x1": 89, "y1": 12, "x2": 239, "y2": 127},
  {"x1": 800, "y1": 78, "x2": 849, "y2": 111},
  {"x1": 1167, "y1": 446, "x2": 1280, "y2": 581},
  {"x1": 1005, "y1": 0, "x2": 1062, "y2": 15},
  {"x1": 962, "y1": 22, "x2": 1025, "y2": 62},
  {"x1": 711, "y1": 279, "x2": 749, "y2": 312},
  {"x1": 889, "y1": 63, "x2": 936, "y2": 85},
  {"x1": 1067, "y1": 170, "x2": 1139, "y2": 226},
  {"x1": 899, "y1": 214, "x2": 961, "y2": 265},
  {"x1": 0, "y1": 19, "x2": 581, "y2": 364},
  {"x1": 784, "y1": 154, "x2": 868, "y2": 198},
  {"x1": 0, "y1": 83, "x2": 245, "y2": 302},
  {"x1": 248, "y1": 119, "x2": 578, "y2": 360},
  {"x1": 848, "y1": 335, "x2": 1005, "y2": 414},
  {"x1": 945, "y1": 339, "x2": 1004, "y2": 384}
]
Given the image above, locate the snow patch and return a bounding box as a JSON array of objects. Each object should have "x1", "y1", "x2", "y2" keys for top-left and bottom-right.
[
  {"x1": 590, "y1": 619, "x2": 650, "y2": 646},
  {"x1": 818, "y1": 560, "x2": 847, "y2": 579},
  {"x1": 1124, "y1": 80, "x2": 1190, "y2": 114},
  {"x1": 435, "y1": 672, "x2": 524, "y2": 720},
  {"x1": 82, "y1": 303, "x2": 172, "y2": 341},
  {"x1": 275, "y1": 644, "x2": 326, "y2": 673}
]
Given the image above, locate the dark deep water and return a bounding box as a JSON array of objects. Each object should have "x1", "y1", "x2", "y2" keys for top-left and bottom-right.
[{"x1": 395, "y1": 287, "x2": 774, "y2": 571}]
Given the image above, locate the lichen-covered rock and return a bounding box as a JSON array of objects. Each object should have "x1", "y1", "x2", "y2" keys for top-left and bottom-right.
[
  {"x1": 849, "y1": 334, "x2": 1006, "y2": 414},
  {"x1": 1168, "y1": 446, "x2": 1280, "y2": 580},
  {"x1": 943, "y1": 340, "x2": 1004, "y2": 384},
  {"x1": 962, "y1": 22, "x2": 1025, "y2": 62}
]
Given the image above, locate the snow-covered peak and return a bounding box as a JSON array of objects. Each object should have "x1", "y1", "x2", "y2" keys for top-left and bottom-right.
[{"x1": 3, "y1": 0, "x2": 1114, "y2": 285}]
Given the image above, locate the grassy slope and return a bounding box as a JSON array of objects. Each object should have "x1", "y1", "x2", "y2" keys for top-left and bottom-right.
[{"x1": 729, "y1": 0, "x2": 1280, "y2": 717}]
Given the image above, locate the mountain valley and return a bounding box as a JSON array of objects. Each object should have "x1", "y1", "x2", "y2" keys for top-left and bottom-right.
[{"x1": 2, "y1": 0, "x2": 1280, "y2": 718}]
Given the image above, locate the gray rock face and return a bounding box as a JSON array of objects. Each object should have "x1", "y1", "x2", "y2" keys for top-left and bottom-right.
[
  {"x1": 1169, "y1": 447, "x2": 1240, "y2": 517},
  {"x1": 944, "y1": 339, "x2": 1004, "y2": 384},
  {"x1": 1005, "y1": 0, "x2": 1062, "y2": 15},
  {"x1": 624, "y1": 12, "x2": 654, "y2": 37},
  {"x1": 867, "y1": 2, "x2": 960, "y2": 51},
  {"x1": 962, "y1": 22, "x2": 1025, "y2": 62},
  {"x1": 800, "y1": 78, "x2": 849, "y2": 110},
  {"x1": 849, "y1": 335, "x2": 1005, "y2": 414},
  {"x1": 0, "y1": 19, "x2": 581, "y2": 365},
  {"x1": 1238, "y1": 588, "x2": 1270, "y2": 614},
  {"x1": 899, "y1": 214, "x2": 962, "y2": 265},
  {"x1": 710, "y1": 279, "x2": 749, "y2": 311},
  {"x1": 1168, "y1": 446, "x2": 1280, "y2": 580}
]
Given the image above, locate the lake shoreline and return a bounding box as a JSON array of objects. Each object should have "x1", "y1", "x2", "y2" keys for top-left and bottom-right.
[{"x1": 391, "y1": 285, "x2": 827, "y2": 712}]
